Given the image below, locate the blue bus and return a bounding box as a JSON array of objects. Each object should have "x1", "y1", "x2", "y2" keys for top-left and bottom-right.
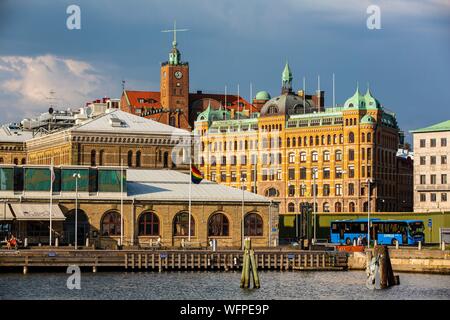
[{"x1": 330, "y1": 219, "x2": 425, "y2": 246}]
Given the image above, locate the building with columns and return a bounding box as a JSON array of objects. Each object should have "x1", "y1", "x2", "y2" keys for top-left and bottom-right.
[{"x1": 195, "y1": 63, "x2": 409, "y2": 215}]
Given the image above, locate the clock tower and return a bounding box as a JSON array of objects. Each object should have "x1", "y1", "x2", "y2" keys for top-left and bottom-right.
[{"x1": 160, "y1": 26, "x2": 190, "y2": 128}]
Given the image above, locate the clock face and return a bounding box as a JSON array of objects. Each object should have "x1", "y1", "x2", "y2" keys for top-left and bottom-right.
[{"x1": 174, "y1": 71, "x2": 183, "y2": 79}]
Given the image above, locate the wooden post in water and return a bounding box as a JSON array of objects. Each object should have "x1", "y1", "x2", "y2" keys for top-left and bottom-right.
[
  {"x1": 240, "y1": 238, "x2": 260, "y2": 289},
  {"x1": 375, "y1": 245, "x2": 399, "y2": 289}
]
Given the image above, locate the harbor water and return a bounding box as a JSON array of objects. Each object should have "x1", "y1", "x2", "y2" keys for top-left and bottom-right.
[{"x1": 1, "y1": 271, "x2": 449, "y2": 300}]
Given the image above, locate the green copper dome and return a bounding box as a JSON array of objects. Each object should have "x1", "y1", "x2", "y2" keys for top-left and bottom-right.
[
  {"x1": 255, "y1": 91, "x2": 271, "y2": 101},
  {"x1": 364, "y1": 88, "x2": 382, "y2": 109},
  {"x1": 360, "y1": 114, "x2": 376, "y2": 124}
]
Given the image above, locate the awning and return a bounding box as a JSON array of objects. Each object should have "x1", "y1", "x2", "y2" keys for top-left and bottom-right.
[
  {"x1": 0, "y1": 203, "x2": 14, "y2": 221},
  {"x1": 9, "y1": 203, "x2": 66, "y2": 221}
]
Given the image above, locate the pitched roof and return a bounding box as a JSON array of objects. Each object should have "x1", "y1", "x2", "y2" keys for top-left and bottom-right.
[
  {"x1": 0, "y1": 125, "x2": 34, "y2": 143},
  {"x1": 410, "y1": 120, "x2": 450, "y2": 133},
  {"x1": 189, "y1": 93, "x2": 256, "y2": 113},
  {"x1": 72, "y1": 109, "x2": 189, "y2": 135},
  {"x1": 126, "y1": 169, "x2": 271, "y2": 203},
  {"x1": 123, "y1": 90, "x2": 161, "y2": 109}
]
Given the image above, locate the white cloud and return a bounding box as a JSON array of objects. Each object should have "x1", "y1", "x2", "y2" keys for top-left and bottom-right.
[{"x1": 0, "y1": 55, "x2": 108, "y2": 122}]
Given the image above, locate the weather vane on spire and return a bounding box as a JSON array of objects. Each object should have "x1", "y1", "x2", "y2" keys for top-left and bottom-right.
[{"x1": 161, "y1": 20, "x2": 189, "y2": 48}]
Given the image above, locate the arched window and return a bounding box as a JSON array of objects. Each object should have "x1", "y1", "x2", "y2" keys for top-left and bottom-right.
[
  {"x1": 339, "y1": 134, "x2": 344, "y2": 144},
  {"x1": 315, "y1": 136, "x2": 319, "y2": 145},
  {"x1": 169, "y1": 115, "x2": 176, "y2": 127},
  {"x1": 268, "y1": 105, "x2": 278, "y2": 114},
  {"x1": 211, "y1": 156, "x2": 216, "y2": 166},
  {"x1": 363, "y1": 202, "x2": 369, "y2": 212},
  {"x1": 138, "y1": 212, "x2": 159, "y2": 236},
  {"x1": 0, "y1": 158, "x2": 3, "y2": 163},
  {"x1": 349, "y1": 202, "x2": 355, "y2": 213},
  {"x1": 323, "y1": 151, "x2": 330, "y2": 161},
  {"x1": 300, "y1": 152, "x2": 307, "y2": 162},
  {"x1": 335, "y1": 150, "x2": 342, "y2": 161},
  {"x1": 127, "y1": 150, "x2": 133, "y2": 167},
  {"x1": 309, "y1": 136, "x2": 314, "y2": 146},
  {"x1": 208, "y1": 213, "x2": 229, "y2": 236},
  {"x1": 367, "y1": 132, "x2": 372, "y2": 142},
  {"x1": 289, "y1": 152, "x2": 295, "y2": 163},
  {"x1": 292, "y1": 137, "x2": 296, "y2": 147},
  {"x1": 244, "y1": 213, "x2": 263, "y2": 236},
  {"x1": 99, "y1": 150, "x2": 104, "y2": 166},
  {"x1": 288, "y1": 202, "x2": 295, "y2": 212},
  {"x1": 21, "y1": 158, "x2": 26, "y2": 165},
  {"x1": 173, "y1": 212, "x2": 195, "y2": 236},
  {"x1": 265, "y1": 187, "x2": 279, "y2": 197},
  {"x1": 163, "y1": 152, "x2": 169, "y2": 168},
  {"x1": 335, "y1": 202, "x2": 342, "y2": 212},
  {"x1": 312, "y1": 151, "x2": 318, "y2": 162},
  {"x1": 91, "y1": 150, "x2": 96, "y2": 166},
  {"x1": 323, "y1": 202, "x2": 330, "y2": 212},
  {"x1": 101, "y1": 211, "x2": 121, "y2": 236},
  {"x1": 288, "y1": 185, "x2": 295, "y2": 196},
  {"x1": 287, "y1": 138, "x2": 290, "y2": 147},
  {"x1": 349, "y1": 132, "x2": 355, "y2": 143},
  {"x1": 361, "y1": 133, "x2": 365, "y2": 143},
  {"x1": 136, "y1": 151, "x2": 141, "y2": 167}
]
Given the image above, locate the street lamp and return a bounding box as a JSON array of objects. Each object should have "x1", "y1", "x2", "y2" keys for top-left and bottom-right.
[
  {"x1": 340, "y1": 170, "x2": 347, "y2": 212},
  {"x1": 241, "y1": 176, "x2": 246, "y2": 250},
  {"x1": 312, "y1": 167, "x2": 318, "y2": 245},
  {"x1": 366, "y1": 178, "x2": 373, "y2": 248},
  {"x1": 73, "y1": 173, "x2": 81, "y2": 250}
]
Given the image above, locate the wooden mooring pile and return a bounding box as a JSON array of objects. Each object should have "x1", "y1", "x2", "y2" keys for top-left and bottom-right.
[{"x1": 0, "y1": 249, "x2": 348, "y2": 274}]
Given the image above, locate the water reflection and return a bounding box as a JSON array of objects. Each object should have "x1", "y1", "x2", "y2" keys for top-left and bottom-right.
[{"x1": 0, "y1": 271, "x2": 449, "y2": 300}]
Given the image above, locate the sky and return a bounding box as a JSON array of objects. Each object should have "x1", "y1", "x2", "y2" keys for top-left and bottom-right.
[{"x1": 0, "y1": 0, "x2": 449, "y2": 144}]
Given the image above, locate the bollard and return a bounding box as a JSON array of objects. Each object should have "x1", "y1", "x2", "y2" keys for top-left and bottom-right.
[
  {"x1": 23, "y1": 266, "x2": 28, "y2": 275},
  {"x1": 396, "y1": 241, "x2": 399, "y2": 249},
  {"x1": 55, "y1": 237, "x2": 58, "y2": 247},
  {"x1": 418, "y1": 241, "x2": 422, "y2": 251},
  {"x1": 374, "y1": 240, "x2": 377, "y2": 247},
  {"x1": 38, "y1": 243, "x2": 42, "y2": 247},
  {"x1": 86, "y1": 238, "x2": 89, "y2": 247},
  {"x1": 24, "y1": 238, "x2": 28, "y2": 248},
  {"x1": 353, "y1": 239, "x2": 356, "y2": 247},
  {"x1": 93, "y1": 266, "x2": 97, "y2": 273},
  {"x1": 443, "y1": 241, "x2": 446, "y2": 251}
]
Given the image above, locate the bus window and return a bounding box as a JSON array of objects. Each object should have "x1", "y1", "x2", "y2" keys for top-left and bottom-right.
[{"x1": 408, "y1": 222, "x2": 424, "y2": 236}]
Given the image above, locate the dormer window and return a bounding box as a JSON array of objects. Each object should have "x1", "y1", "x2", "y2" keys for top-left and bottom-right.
[
  {"x1": 349, "y1": 103, "x2": 354, "y2": 108},
  {"x1": 138, "y1": 98, "x2": 144, "y2": 103},
  {"x1": 268, "y1": 105, "x2": 278, "y2": 114}
]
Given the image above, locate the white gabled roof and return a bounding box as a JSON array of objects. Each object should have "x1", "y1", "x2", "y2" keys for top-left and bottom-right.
[
  {"x1": 0, "y1": 125, "x2": 34, "y2": 143},
  {"x1": 72, "y1": 109, "x2": 189, "y2": 136},
  {"x1": 126, "y1": 169, "x2": 271, "y2": 203}
]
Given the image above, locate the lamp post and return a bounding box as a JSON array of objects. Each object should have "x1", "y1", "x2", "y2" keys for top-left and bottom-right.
[
  {"x1": 340, "y1": 170, "x2": 347, "y2": 212},
  {"x1": 366, "y1": 178, "x2": 373, "y2": 248},
  {"x1": 73, "y1": 173, "x2": 81, "y2": 250},
  {"x1": 312, "y1": 167, "x2": 318, "y2": 245},
  {"x1": 241, "y1": 176, "x2": 246, "y2": 250}
]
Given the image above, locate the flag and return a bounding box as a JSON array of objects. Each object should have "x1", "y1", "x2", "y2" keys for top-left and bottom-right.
[{"x1": 191, "y1": 165, "x2": 203, "y2": 184}]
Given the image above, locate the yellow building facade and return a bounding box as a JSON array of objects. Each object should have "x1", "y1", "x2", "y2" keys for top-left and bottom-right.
[{"x1": 195, "y1": 65, "x2": 403, "y2": 215}]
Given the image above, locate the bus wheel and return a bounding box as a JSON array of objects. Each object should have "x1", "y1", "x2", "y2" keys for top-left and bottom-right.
[
  {"x1": 391, "y1": 239, "x2": 398, "y2": 246},
  {"x1": 345, "y1": 238, "x2": 351, "y2": 245}
]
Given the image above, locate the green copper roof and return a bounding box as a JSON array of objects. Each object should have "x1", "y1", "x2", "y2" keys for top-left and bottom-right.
[
  {"x1": 410, "y1": 120, "x2": 450, "y2": 133},
  {"x1": 282, "y1": 62, "x2": 293, "y2": 82},
  {"x1": 196, "y1": 101, "x2": 231, "y2": 123},
  {"x1": 360, "y1": 114, "x2": 376, "y2": 124},
  {"x1": 344, "y1": 84, "x2": 382, "y2": 110},
  {"x1": 255, "y1": 91, "x2": 271, "y2": 100}
]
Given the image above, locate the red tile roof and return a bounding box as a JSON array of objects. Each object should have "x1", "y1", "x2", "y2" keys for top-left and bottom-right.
[
  {"x1": 188, "y1": 93, "x2": 256, "y2": 113},
  {"x1": 123, "y1": 90, "x2": 162, "y2": 109}
]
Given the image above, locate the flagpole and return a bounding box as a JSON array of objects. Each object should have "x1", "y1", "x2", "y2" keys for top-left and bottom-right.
[
  {"x1": 49, "y1": 158, "x2": 53, "y2": 246},
  {"x1": 120, "y1": 158, "x2": 124, "y2": 247},
  {"x1": 188, "y1": 149, "x2": 192, "y2": 242}
]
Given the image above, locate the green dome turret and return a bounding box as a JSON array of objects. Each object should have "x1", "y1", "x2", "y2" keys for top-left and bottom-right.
[
  {"x1": 255, "y1": 91, "x2": 271, "y2": 101},
  {"x1": 364, "y1": 87, "x2": 382, "y2": 109}
]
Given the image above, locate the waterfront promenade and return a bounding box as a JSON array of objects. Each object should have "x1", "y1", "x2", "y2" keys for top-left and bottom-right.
[{"x1": 1, "y1": 246, "x2": 449, "y2": 274}]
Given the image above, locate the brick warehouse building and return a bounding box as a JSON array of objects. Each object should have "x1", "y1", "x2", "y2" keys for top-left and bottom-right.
[
  {"x1": 0, "y1": 165, "x2": 278, "y2": 248},
  {"x1": 195, "y1": 63, "x2": 412, "y2": 216}
]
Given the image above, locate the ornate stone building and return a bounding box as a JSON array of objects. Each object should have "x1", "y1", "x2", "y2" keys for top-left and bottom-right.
[
  {"x1": 25, "y1": 109, "x2": 191, "y2": 169},
  {"x1": 0, "y1": 124, "x2": 30, "y2": 165},
  {"x1": 195, "y1": 63, "x2": 408, "y2": 214}
]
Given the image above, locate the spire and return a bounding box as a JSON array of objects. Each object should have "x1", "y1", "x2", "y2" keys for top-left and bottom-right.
[
  {"x1": 161, "y1": 21, "x2": 188, "y2": 65},
  {"x1": 281, "y1": 61, "x2": 293, "y2": 94}
]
